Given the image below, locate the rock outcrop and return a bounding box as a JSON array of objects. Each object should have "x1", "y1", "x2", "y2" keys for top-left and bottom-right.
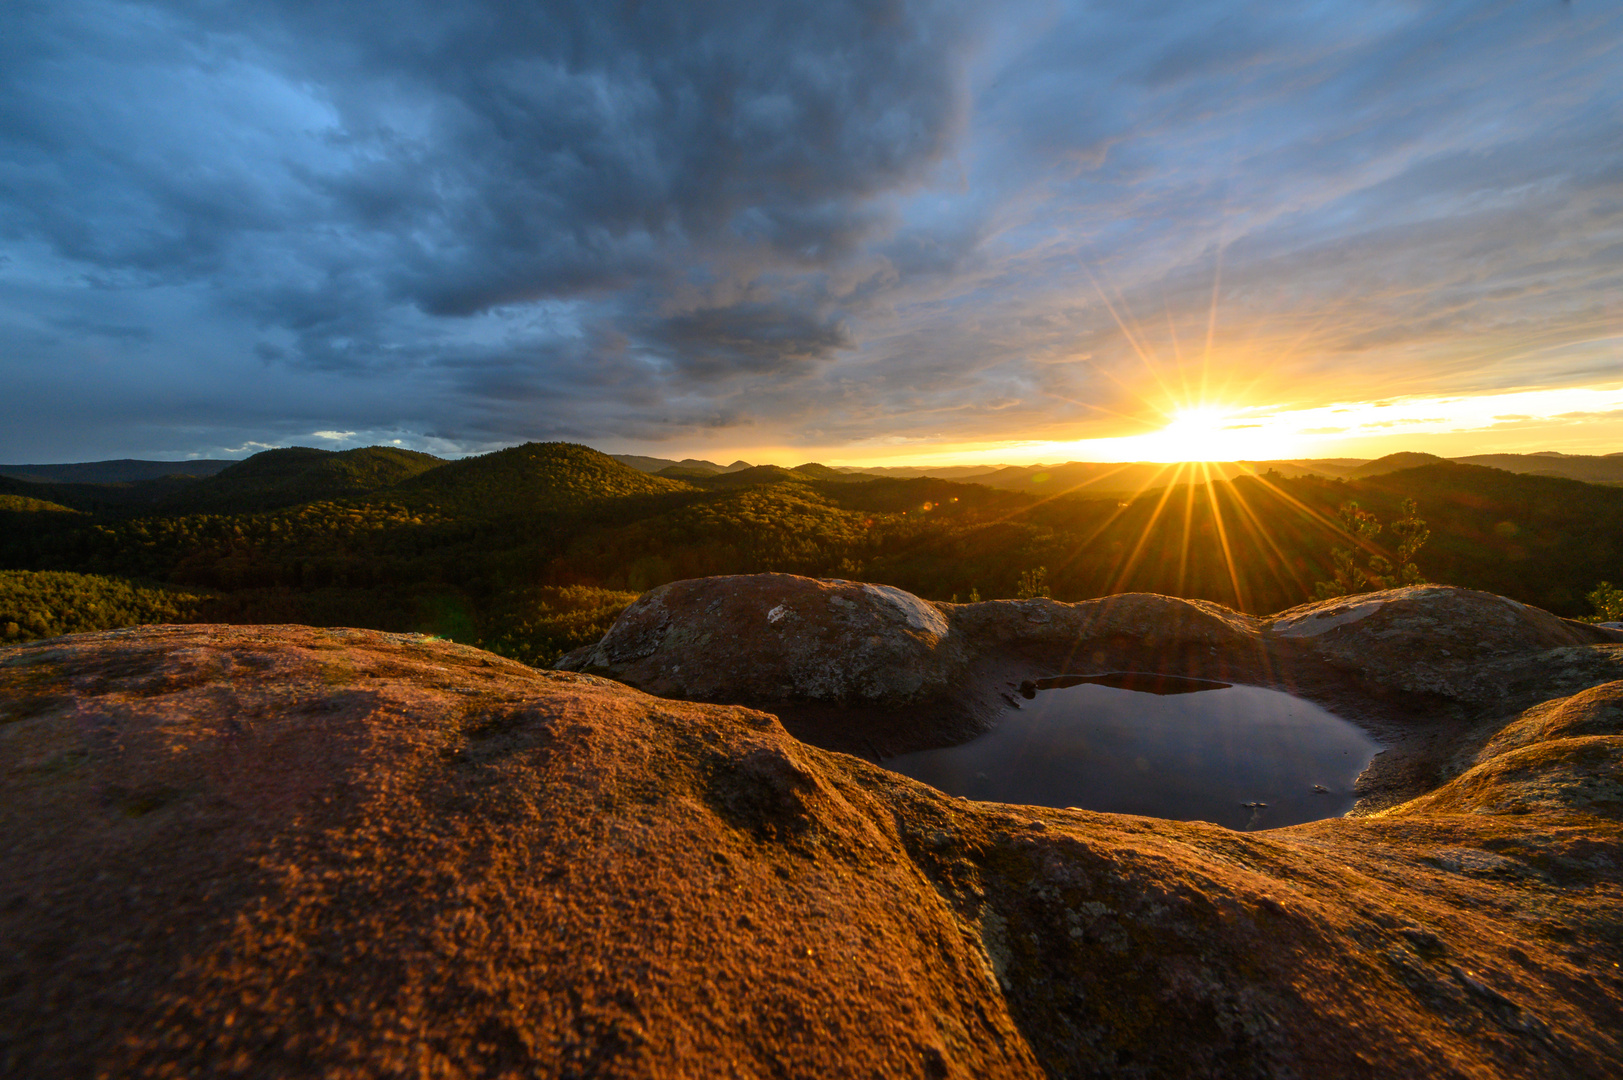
[
  {"x1": 561, "y1": 574, "x2": 961, "y2": 708},
  {"x1": 562, "y1": 577, "x2": 1616, "y2": 714},
  {"x1": 561, "y1": 577, "x2": 1623, "y2": 799},
  {"x1": 4, "y1": 616, "x2": 1623, "y2": 1078}
]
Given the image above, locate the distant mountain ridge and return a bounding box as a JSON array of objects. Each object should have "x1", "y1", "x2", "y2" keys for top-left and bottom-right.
[
  {"x1": 611, "y1": 454, "x2": 751, "y2": 475},
  {"x1": 836, "y1": 464, "x2": 1007, "y2": 480},
  {"x1": 12, "y1": 447, "x2": 1623, "y2": 506},
  {"x1": 660, "y1": 462, "x2": 872, "y2": 490},
  {"x1": 0, "y1": 459, "x2": 232, "y2": 484},
  {"x1": 8, "y1": 438, "x2": 1623, "y2": 649},
  {"x1": 1453, "y1": 452, "x2": 1623, "y2": 484}
]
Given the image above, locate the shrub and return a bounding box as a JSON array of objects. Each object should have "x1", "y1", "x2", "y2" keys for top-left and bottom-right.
[
  {"x1": 1314, "y1": 499, "x2": 1428, "y2": 599},
  {"x1": 1586, "y1": 581, "x2": 1623, "y2": 622},
  {"x1": 1015, "y1": 567, "x2": 1050, "y2": 600}
]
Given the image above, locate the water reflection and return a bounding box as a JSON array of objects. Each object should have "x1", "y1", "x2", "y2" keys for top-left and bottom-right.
[
  {"x1": 886, "y1": 675, "x2": 1379, "y2": 830},
  {"x1": 1020, "y1": 672, "x2": 1233, "y2": 697}
]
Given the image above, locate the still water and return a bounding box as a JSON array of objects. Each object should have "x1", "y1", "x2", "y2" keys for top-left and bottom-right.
[{"x1": 885, "y1": 673, "x2": 1380, "y2": 830}]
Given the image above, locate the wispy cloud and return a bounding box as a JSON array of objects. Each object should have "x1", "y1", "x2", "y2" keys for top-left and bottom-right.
[{"x1": 0, "y1": 0, "x2": 1619, "y2": 461}]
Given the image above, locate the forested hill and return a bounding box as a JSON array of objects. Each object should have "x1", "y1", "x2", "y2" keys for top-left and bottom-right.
[
  {"x1": 160, "y1": 445, "x2": 446, "y2": 513},
  {"x1": 385, "y1": 442, "x2": 696, "y2": 516},
  {"x1": 3, "y1": 443, "x2": 1622, "y2": 665}
]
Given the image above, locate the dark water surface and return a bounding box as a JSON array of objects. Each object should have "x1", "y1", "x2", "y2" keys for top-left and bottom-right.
[{"x1": 885, "y1": 675, "x2": 1380, "y2": 830}]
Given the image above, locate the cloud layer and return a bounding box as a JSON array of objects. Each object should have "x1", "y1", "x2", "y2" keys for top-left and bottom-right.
[{"x1": 2, "y1": 0, "x2": 1620, "y2": 460}]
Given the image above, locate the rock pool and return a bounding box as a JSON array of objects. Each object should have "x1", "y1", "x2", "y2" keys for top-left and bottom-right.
[{"x1": 885, "y1": 673, "x2": 1380, "y2": 829}]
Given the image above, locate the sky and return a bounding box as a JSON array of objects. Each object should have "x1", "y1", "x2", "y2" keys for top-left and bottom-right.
[{"x1": 2, "y1": 0, "x2": 1620, "y2": 466}]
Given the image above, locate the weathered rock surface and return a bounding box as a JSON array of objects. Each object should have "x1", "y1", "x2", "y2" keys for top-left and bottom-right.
[
  {"x1": 562, "y1": 577, "x2": 1616, "y2": 717},
  {"x1": 561, "y1": 577, "x2": 1623, "y2": 806},
  {"x1": 1388, "y1": 680, "x2": 1623, "y2": 820},
  {"x1": 562, "y1": 574, "x2": 960, "y2": 707},
  {"x1": 4, "y1": 621, "x2": 1623, "y2": 1078}
]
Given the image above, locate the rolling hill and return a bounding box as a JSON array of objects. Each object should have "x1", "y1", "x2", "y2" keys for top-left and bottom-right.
[
  {"x1": 0, "y1": 458, "x2": 231, "y2": 484},
  {"x1": 163, "y1": 446, "x2": 447, "y2": 512},
  {"x1": 388, "y1": 442, "x2": 695, "y2": 517},
  {"x1": 1346, "y1": 452, "x2": 1447, "y2": 479},
  {"x1": 1454, "y1": 452, "x2": 1623, "y2": 485},
  {"x1": 6, "y1": 439, "x2": 1623, "y2": 665}
]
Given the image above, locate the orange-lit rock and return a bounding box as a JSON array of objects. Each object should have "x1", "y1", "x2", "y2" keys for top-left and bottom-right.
[{"x1": 3, "y1": 610, "x2": 1621, "y2": 1078}]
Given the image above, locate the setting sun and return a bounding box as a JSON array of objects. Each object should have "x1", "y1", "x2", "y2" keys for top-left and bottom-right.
[{"x1": 1142, "y1": 408, "x2": 1245, "y2": 462}]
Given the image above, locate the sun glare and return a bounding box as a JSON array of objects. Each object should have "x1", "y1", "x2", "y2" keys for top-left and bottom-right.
[
  {"x1": 1146, "y1": 408, "x2": 1235, "y2": 462},
  {"x1": 1086, "y1": 404, "x2": 1283, "y2": 463},
  {"x1": 848, "y1": 381, "x2": 1623, "y2": 470}
]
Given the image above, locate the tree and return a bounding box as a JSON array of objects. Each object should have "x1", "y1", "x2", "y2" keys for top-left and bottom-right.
[
  {"x1": 1586, "y1": 581, "x2": 1623, "y2": 622},
  {"x1": 1388, "y1": 498, "x2": 1430, "y2": 587},
  {"x1": 1015, "y1": 566, "x2": 1049, "y2": 599},
  {"x1": 1314, "y1": 499, "x2": 1428, "y2": 600}
]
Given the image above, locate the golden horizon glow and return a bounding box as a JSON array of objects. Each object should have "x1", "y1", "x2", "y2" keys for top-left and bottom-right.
[
  {"x1": 793, "y1": 382, "x2": 1623, "y2": 468},
  {"x1": 606, "y1": 375, "x2": 1623, "y2": 470},
  {"x1": 1123, "y1": 406, "x2": 1266, "y2": 463}
]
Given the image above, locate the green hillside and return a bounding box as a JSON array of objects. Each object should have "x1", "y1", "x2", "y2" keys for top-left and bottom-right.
[
  {"x1": 1, "y1": 570, "x2": 213, "y2": 643},
  {"x1": 387, "y1": 442, "x2": 695, "y2": 517},
  {"x1": 0, "y1": 494, "x2": 79, "y2": 514},
  {"x1": 167, "y1": 445, "x2": 446, "y2": 512},
  {"x1": 790, "y1": 462, "x2": 867, "y2": 482},
  {"x1": 1353, "y1": 462, "x2": 1623, "y2": 612},
  {"x1": 674, "y1": 464, "x2": 819, "y2": 490},
  {"x1": 5, "y1": 447, "x2": 1623, "y2": 665}
]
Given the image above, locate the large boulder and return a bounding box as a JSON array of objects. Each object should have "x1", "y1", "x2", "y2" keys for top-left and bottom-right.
[
  {"x1": 1264, "y1": 585, "x2": 1612, "y2": 692},
  {"x1": 562, "y1": 577, "x2": 1623, "y2": 766},
  {"x1": 566, "y1": 578, "x2": 1616, "y2": 709},
  {"x1": 557, "y1": 573, "x2": 959, "y2": 706},
  {"x1": 4, "y1": 624, "x2": 1622, "y2": 1078},
  {"x1": 1264, "y1": 585, "x2": 1596, "y2": 659},
  {"x1": 555, "y1": 578, "x2": 1286, "y2": 754}
]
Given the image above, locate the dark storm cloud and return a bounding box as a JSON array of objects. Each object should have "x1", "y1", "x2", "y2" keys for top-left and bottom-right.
[
  {"x1": 1, "y1": 0, "x2": 1620, "y2": 460},
  {"x1": 1, "y1": 0, "x2": 970, "y2": 387},
  {"x1": 644, "y1": 303, "x2": 853, "y2": 380}
]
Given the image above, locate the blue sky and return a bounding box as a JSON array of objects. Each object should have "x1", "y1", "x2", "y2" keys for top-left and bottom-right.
[{"x1": 2, "y1": 0, "x2": 1620, "y2": 464}]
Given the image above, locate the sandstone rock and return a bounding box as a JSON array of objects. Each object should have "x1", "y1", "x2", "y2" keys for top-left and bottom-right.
[
  {"x1": 4, "y1": 624, "x2": 1622, "y2": 1078},
  {"x1": 1264, "y1": 585, "x2": 1591, "y2": 656},
  {"x1": 1381, "y1": 680, "x2": 1623, "y2": 821},
  {"x1": 1264, "y1": 586, "x2": 1617, "y2": 701},
  {"x1": 558, "y1": 574, "x2": 960, "y2": 707},
  {"x1": 560, "y1": 576, "x2": 1623, "y2": 780},
  {"x1": 1390, "y1": 735, "x2": 1623, "y2": 819},
  {"x1": 1481, "y1": 681, "x2": 1623, "y2": 756},
  {"x1": 567, "y1": 577, "x2": 1617, "y2": 711}
]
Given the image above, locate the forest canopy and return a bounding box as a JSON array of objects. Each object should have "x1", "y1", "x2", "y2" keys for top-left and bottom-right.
[{"x1": 3, "y1": 442, "x2": 1621, "y2": 663}]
